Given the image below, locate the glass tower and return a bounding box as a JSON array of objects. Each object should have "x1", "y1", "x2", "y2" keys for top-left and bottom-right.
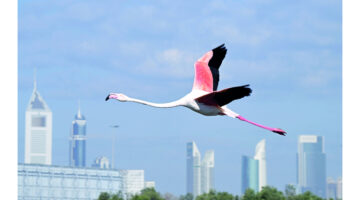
[
  {"x1": 241, "y1": 156, "x2": 259, "y2": 194},
  {"x1": 241, "y1": 139, "x2": 266, "y2": 194},
  {"x1": 69, "y1": 104, "x2": 86, "y2": 167},
  {"x1": 297, "y1": 135, "x2": 326, "y2": 198},
  {"x1": 201, "y1": 150, "x2": 214, "y2": 194},
  {"x1": 254, "y1": 139, "x2": 266, "y2": 191},
  {"x1": 25, "y1": 76, "x2": 52, "y2": 165},
  {"x1": 186, "y1": 141, "x2": 201, "y2": 198}
]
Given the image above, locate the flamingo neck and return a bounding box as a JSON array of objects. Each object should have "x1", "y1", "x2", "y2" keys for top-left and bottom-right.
[
  {"x1": 236, "y1": 115, "x2": 276, "y2": 132},
  {"x1": 127, "y1": 97, "x2": 182, "y2": 108}
]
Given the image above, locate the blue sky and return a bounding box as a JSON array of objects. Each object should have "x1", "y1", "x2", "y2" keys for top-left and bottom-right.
[{"x1": 18, "y1": 0, "x2": 342, "y2": 196}]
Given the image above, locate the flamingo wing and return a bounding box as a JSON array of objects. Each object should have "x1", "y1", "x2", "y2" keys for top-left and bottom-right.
[
  {"x1": 196, "y1": 85, "x2": 252, "y2": 107},
  {"x1": 192, "y1": 44, "x2": 227, "y2": 92}
]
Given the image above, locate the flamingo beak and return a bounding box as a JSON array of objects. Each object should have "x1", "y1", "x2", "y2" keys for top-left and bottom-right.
[{"x1": 105, "y1": 94, "x2": 117, "y2": 101}]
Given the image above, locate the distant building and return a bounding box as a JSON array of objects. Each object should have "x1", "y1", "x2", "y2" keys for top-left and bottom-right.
[
  {"x1": 297, "y1": 135, "x2": 326, "y2": 198},
  {"x1": 241, "y1": 139, "x2": 267, "y2": 194},
  {"x1": 25, "y1": 76, "x2": 52, "y2": 165},
  {"x1": 327, "y1": 177, "x2": 337, "y2": 200},
  {"x1": 186, "y1": 141, "x2": 201, "y2": 198},
  {"x1": 254, "y1": 139, "x2": 266, "y2": 191},
  {"x1": 18, "y1": 163, "x2": 145, "y2": 200},
  {"x1": 92, "y1": 156, "x2": 110, "y2": 169},
  {"x1": 201, "y1": 150, "x2": 214, "y2": 194},
  {"x1": 241, "y1": 156, "x2": 259, "y2": 193},
  {"x1": 336, "y1": 177, "x2": 342, "y2": 200},
  {"x1": 69, "y1": 103, "x2": 87, "y2": 167},
  {"x1": 144, "y1": 181, "x2": 156, "y2": 189},
  {"x1": 186, "y1": 142, "x2": 215, "y2": 198}
]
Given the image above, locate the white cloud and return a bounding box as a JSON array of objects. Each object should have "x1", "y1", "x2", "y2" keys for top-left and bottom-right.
[{"x1": 137, "y1": 48, "x2": 196, "y2": 78}]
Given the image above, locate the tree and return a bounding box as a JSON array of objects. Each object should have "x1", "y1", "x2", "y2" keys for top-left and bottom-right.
[
  {"x1": 99, "y1": 192, "x2": 111, "y2": 200},
  {"x1": 285, "y1": 184, "x2": 296, "y2": 197},
  {"x1": 97, "y1": 191, "x2": 124, "y2": 200},
  {"x1": 195, "y1": 190, "x2": 234, "y2": 200},
  {"x1": 130, "y1": 188, "x2": 164, "y2": 200},
  {"x1": 241, "y1": 189, "x2": 257, "y2": 200},
  {"x1": 257, "y1": 186, "x2": 286, "y2": 200},
  {"x1": 179, "y1": 193, "x2": 193, "y2": 200},
  {"x1": 291, "y1": 191, "x2": 324, "y2": 200}
]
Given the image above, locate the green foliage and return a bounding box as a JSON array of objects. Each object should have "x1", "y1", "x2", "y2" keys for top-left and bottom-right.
[
  {"x1": 285, "y1": 184, "x2": 296, "y2": 198},
  {"x1": 98, "y1": 186, "x2": 326, "y2": 200},
  {"x1": 179, "y1": 193, "x2": 193, "y2": 200},
  {"x1": 131, "y1": 188, "x2": 165, "y2": 200},
  {"x1": 196, "y1": 189, "x2": 234, "y2": 200},
  {"x1": 98, "y1": 191, "x2": 124, "y2": 200},
  {"x1": 257, "y1": 186, "x2": 286, "y2": 200},
  {"x1": 241, "y1": 189, "x2": 257, "y2": 200},
  {"x1": 239, "y1": 187, "x2": 325, "y2": 200},
  {"x1": 99, "y1": 192, "x2": 111, "y2": 200},
  {"x1": 290, "y1": 191, "x2": 324, "y2": 200}
]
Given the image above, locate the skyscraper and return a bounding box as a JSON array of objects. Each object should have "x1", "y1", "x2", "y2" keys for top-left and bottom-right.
[
  {"x1": 254, "y1": 139, "x2": 266, "y2": 191},
  {"x1": 327, "y1": 177, "x2": 337, "y2": 200},
  {"x1": 241, "y1": 156, "x2": 259, "y2": 194},
  {"x1": 241, "y1": 139, "x2": 267, "y2": 194},
  {"x1": 69, "y1": 103, "x2": 87, "y2": 167},
  {"x1": 336, "y1": 177, "x2": 342, "y2": 200},
  {"x1": 25, "y1": 75, "x2": 52, "y2": 165},
  {"x1": 201, "y1": 150, "x2": 214, "y2": 194},
  {"x1": 297, "y1": 135, "x2": 326, "y2": 198},
  {"x1": 187, "y1": 141, "x2": 201, "y2": 198}
]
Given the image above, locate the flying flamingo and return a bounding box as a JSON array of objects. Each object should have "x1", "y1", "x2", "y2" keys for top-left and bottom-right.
[{"x1": 106, "y1": 44, "x2": 286, "y2": 135}]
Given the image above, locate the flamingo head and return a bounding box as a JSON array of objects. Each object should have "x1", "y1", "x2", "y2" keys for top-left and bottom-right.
[{"x1": 105, "y1": 93, "x2": 129, "y2": 102}]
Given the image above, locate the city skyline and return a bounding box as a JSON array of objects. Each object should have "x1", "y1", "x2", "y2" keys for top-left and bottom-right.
[{"x1": 18, "y1": 0, "x2": 342, "y2": 196}]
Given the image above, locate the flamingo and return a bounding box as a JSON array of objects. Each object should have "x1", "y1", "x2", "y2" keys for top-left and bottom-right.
[{"x1": 106, "y1": 44, "x2": 286, "y2": 135}]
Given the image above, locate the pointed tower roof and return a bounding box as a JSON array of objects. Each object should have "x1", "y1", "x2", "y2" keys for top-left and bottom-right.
[
  {"x1": 26, "y1": 72, "x2": 51, "y2": 111},
  {"x1": 75, "y1": 100, "x2": 86, "y2": 120}
]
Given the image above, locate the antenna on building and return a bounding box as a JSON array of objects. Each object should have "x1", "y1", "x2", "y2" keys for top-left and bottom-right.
[
  {"x1": 77, "y1": 99, "x2": 81, "y2": 118},
  {"x1": 34, "y1": 68, "x2": 37, "y2": 91},
  {"x1": 110, "y1": 125, "x2": 119, "y2": 169}
]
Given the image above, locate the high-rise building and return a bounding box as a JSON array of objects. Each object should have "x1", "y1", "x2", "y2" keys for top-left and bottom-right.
[
  {"x1": 69, "y1": 103, "x2": 86, "y2": 167},
  {"x1": 25, "y1": 76, "x2": 52, "y2": 165},
  {"x1": 201, "y1": 150, "x2": 214, "y2": 194},
  {"x1": 241, "y1": 156, "x2": 259, "y2": 194},
  {"x1": 327, "y1": 177, "x2": 337, "y2": 200},
  {"x1": 241, "y1": 139, "x2": 267, "y2": 194},
  {"x1": 186, "y1": 141, "x2": 201, "y2": 198},
  {"x1": 336, "y1": 177, "x2": 342, "y2": 200},
  {"x1": 254, "y1": 139, "x2": 266, "y2": 191},
  {"x1": 297, "y1": 135, "x2": 326, "y2": 198}
]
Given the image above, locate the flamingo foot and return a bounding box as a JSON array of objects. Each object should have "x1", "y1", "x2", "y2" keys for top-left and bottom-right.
[{"x1": 272, "y1": 128, "x2": 286, "y2": 136}]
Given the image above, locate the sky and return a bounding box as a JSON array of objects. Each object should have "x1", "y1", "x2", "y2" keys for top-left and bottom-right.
[{"x1": 18, "y1": 0, "x2": 342, "y2": 196}]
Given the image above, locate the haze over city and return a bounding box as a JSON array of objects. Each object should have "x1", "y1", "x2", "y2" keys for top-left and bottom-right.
[{"x1": 18, "y1": 0, "x2": 342, "y2": 196}]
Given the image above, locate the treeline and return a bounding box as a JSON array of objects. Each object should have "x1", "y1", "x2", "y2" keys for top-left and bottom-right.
[{"x1": 98, "y1": 186, "x2": 336, "y2": 200}]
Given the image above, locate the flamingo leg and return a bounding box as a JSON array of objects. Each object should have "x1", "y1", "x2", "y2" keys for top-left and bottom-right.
[{"x1": 236, "y1": 115, "x2": 286, "y2": 136}]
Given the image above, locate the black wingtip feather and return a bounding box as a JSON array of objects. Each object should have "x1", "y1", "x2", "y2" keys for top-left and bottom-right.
[
  {"x1": 212, "y1": 44, "x2": 227, "y2": 52},
  {"x1": 209, "y1": 44, "x2": 227, "y2": 71}
]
